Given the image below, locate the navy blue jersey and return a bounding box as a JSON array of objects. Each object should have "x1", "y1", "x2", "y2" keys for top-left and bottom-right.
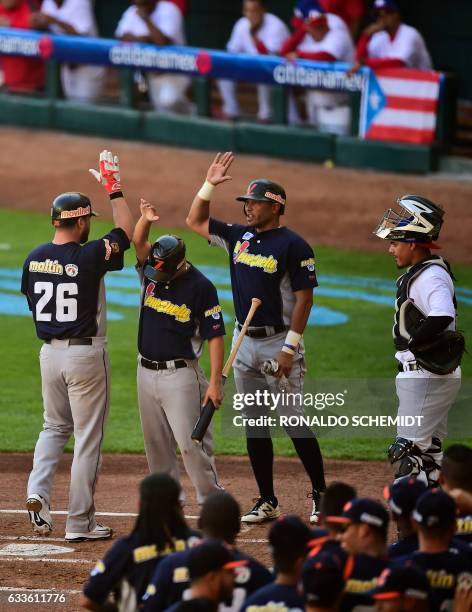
[
  {"x1": 21, "y1": 228, "x2": 129, "y2": 340},
  {"x1": 138, "y1": 264, "x2": 225, "y2": 362},
  {"x1": 242, "y1": 583, "x2": 304, "y2": 612},
  {"x1": 402, "y1": 549, "x2": 472, "y2": 612},
  {"x1": 388, "y1": 533, "x2": 418, "y2": 559},
  {"x1": 83, "y1": 529, "x2": 200, "y2": 608},
  {"x1": 455, "y1": 514, "x2": 472, "y2": 546},
  {"x1": 341, "y1": 554, "x2": 390, "y2": 612},
  {"x1": 142, "y1": 547, "x2": 273, "y2": 611},
  {"x1": 166, "y1": 598, "x2": 218, "y2": 612},
  {"x1": 209, "y1": 219, "x2": 317, "y2": 327}
]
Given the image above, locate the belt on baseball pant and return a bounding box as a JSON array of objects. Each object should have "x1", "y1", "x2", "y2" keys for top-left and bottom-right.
[
  {"x1": 398, "y1": 361, "x2": 421, "y2": 372},
  {"x1": 237, "y1": 323, "x2": 287, "y2": 338},
  {"x1": 44, "y1": 338, "x2": 93, "y2": 346},
  {"x1": 140, "y1": 357, "x2": 188, "y2": 371}
]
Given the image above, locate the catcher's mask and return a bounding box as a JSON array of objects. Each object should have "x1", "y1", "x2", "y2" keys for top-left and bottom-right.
[
  {"x1": 236, "y1": 179, "x2": 286, "y2": 215},
  {"x1": 374, "y1": 195, "x2": 444, "y2": 245},
  {"x1": 51, "y1": 192, "x2": 98, "y2": 226},
  {"x1": 144, "y1": 235, "x2": 186, "y2": 283}
]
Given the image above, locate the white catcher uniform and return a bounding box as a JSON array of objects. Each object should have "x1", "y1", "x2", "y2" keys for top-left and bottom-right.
[
  {"x1": 41, "y1": 0, "x2": 106, "y2": 102},
  {"x1": 218, "y1": 12, "x2": 293, "y2": 122},
  {"x1": 115, "y1": 1, "x2": 190, "y2": 113},
  {"x1": 394, "y1": 258, "x2": 461, "y2": 485}
]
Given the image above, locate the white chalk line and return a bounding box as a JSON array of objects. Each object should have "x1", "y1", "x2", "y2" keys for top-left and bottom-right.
[
  {"x1": 0, "y1": 587, "x2": 81, "y2": 594},
  {"x1": 0, "y1": 508, "x2": 198, "y2": 520},
  {"x1": 0, "y1": 534, "x2": 268, "y2": 545},
  {"x1": 0, "y1": 557, "x2": 95, "y2": 564}
]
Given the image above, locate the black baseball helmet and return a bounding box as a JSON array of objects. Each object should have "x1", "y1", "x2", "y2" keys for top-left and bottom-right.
[
  {"x1": 144, "y1": 235, "x2": 186, "y2": 283},
  {"x1": 51, "y1": 192, "x2": 97, "y2": 224},
  {"x1": 236, "y1": 179, "x2": 287, "y2": 215}
]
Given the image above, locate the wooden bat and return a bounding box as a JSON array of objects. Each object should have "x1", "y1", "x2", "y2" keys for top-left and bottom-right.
[{"x1": 191, "y1": 298, "x2": 262, "y2": 442}]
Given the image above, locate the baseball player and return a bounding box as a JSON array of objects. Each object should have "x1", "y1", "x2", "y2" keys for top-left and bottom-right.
[
  {"x1": 241, "y1": 516, "x2": 311, "y2": 612},
  {"x1": 337, "y1": 499, "x2": 391, "y2": 612},
  {"x1": 186, "y1": 152, "x2": 326, "y2": 524},
  {"x1": 133, "y1": 199, "x2": 225, "y2": 505},
  {"x1": 80, "y1": 473, "x2": 201, "y2": 611},
  {"x1": 281, "y1": 8, "x2": 355, "y2": 134},
  {"x1": 404, "y1": 489, "x2": 472, "y2": 612},
  {"x1": 368, "y1": 566, "x2": 431, "y2": 612},
  {"x1": 440, "y1": 445, "x2": 472, "y2": 547},
  {"x1": 302, "y1": 552, "x2": 347, "y2": 612},
  {"x1": 374, "y1": 195, "x2": 463, "y2": 487},
  {"x1": 115, "y1": 0, "x2": 191, "y2": 114},
  {"x1": 30, "y1": 0, "x2": 105, "y2": 102},
  {"x1": 142, "y1": 491, "x2": 273, "y2": 611},
  {"x1": 21, "y1": 150, "x2": 132, "y2": 541},
  {"x1": 217, "y1": 0, "x2": 294, "y2": 124},
  {"x1": 350, "y1": 0, "x2": 432, "y2": 74}
]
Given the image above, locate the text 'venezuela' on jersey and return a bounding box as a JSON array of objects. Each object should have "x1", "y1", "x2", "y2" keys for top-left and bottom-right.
[
  {"x1": 21, "y1": 228, "x2": 130, "y2": 340},
  {"x1": 138, "y1": 263, "x2": 225, "y2": 362},
  {"x1": 208, "y1": 218, "x2": 318, "y2": 328}
]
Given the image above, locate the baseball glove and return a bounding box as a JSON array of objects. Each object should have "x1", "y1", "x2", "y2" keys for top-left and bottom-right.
[{"x1": 411, "y1": 330, "x2": 466, "y2": 375}]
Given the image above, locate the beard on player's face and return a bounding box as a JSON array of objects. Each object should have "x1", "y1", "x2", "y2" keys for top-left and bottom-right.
[{"x1": 78, "y1": 218, "x2": 91, "y2": 244}]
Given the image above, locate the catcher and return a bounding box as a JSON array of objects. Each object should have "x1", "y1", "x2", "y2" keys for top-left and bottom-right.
[{"x1": 374, "y1": 195, "x2": 464, "y2": 487}]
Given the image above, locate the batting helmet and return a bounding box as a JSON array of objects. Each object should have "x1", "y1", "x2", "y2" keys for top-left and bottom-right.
[
  {"x1": 144, "y1": 235, "x2": 186, "y2": 283},
  {"x1": 236, "y1": 179, "x2": 287, "y2": 215},
  {"x1": 51, "y1": 192, "x2": 98, "y2": 223},
  {"x1": 374, "y1": 195, "x2": 444, "y2": 244}
]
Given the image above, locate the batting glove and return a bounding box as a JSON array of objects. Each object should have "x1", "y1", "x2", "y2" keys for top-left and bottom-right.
[{"x1": 89, "y1": 150, "x2": 123, "y2": 198}]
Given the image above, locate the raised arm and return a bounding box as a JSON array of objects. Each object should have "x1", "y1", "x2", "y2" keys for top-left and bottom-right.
[
  {"x1": 89, "y1": 150, "x2": 134, "y2": 240},
  {"x1": 133, "y1": 199, "x2": 160, "y2": 266},
  {"x1": 186, "y1": 152, "x2": 234, "y2": 239}
]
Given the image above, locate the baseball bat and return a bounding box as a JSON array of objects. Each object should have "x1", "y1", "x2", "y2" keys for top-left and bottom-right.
[{"x1": 191, "y1": 298, "x2": 262, "y2": 442}]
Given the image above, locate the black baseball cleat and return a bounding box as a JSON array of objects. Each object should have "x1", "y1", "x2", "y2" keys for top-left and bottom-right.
[{"x1": 309, "y1": 489, "x2": 322, "y2": 525}]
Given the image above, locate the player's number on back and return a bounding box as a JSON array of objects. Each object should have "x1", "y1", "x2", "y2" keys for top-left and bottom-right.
[{"x1": 34, "y1": 282, "x2": 78, "y2": 322}]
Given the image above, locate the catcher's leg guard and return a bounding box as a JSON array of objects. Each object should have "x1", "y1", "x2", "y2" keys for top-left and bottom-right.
[
  {"x1": 387, "y1": 437, "x2": 427, "y2": 484},
  {"x1": 421, "y1": 437, "x2": 443, "y2": 488}
]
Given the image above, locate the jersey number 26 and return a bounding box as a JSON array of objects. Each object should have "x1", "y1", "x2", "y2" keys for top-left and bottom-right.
[{"x1": 34, "y1": 281, "x2": 78, "y2": 322}]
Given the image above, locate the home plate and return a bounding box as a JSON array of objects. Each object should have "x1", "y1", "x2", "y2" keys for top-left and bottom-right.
[{"x1": 0, "y1": 543, "x2": 74, "y2": 556}]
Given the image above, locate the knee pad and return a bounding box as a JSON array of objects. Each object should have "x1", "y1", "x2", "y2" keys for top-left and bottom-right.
[{"x1": 387, "y1": 437, "x2": 423, "y2": 480}]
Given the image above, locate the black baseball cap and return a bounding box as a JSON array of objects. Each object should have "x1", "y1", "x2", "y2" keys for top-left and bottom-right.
[
  {"x1": 302, "y1": 552, "x2": 345, "y2": 607},
  {"x1": 369, "y1": 567, "x2": 431, "y2": 601},
  {"x1": 412, "y1": 489, "x2": 456, "y2": 528},
  {"x1": 336, "y1": 498, "x2": 389, "y2": 530},
  {"x1": 384, "y1": 477, "x2": 428, "y2": 518},
  {"x1": 269, "y1": 515, "x2": 313, "y2": 554},
  {"x1": 187, "y1": 540, "x2": 247, "y2": 580}
]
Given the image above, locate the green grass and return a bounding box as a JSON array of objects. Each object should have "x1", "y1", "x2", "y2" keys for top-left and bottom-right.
[{"x1": 0, "y1": 208, "x2": 470, "y2": 459}]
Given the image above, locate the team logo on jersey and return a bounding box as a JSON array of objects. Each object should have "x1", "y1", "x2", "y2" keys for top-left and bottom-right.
[
  {"x1": 301, "y1": 257, "x2": 316, "y2": 272},
  {"x1": 233, "y1": 241, "x2": 278, "y2": 274},
  {"x1": 173, "y1": 567, "x2": 189, "y2": 583},
  {"x1": 29, "y1": 259, "x2": 64, "y2": 275},
  {"x1": 242, "y1": 231, "x2": 254, "y2": 241},
  {"x1": 144, "y1": 296, "x2": 191, "y2": 323},
  {"x1": 111, "y1": 242, "x2": 120, "y2": 254},
  {"x1": 235, "y1": 565, "x2": 251, "y2": 584},
  {"x1": 90, "y1": 560, "x2": 106, "y2": 576},
  {"x1": 205, "y1": 305, "x2": 222, "y2": 319},
  {"x1": 65, "y1": 264, "x2": 79, "y2": 277}
]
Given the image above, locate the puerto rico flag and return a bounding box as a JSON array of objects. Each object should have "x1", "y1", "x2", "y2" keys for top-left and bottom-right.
[{"x1": 360, "y1": 68, "x2": 443, "y2": 145}]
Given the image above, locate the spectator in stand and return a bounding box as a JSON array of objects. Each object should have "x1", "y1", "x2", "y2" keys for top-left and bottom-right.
[
  {"x1": 293, "y1": 0, "x2": 365, "y2": 39},
  {"x1": 30, "y1": 0, "x2": 105, "y2": 103},
  {"x1": 281, "y1": 8, "x2": 354, "y2": 134},
  {"x1": 349, "y1": 0, "x2": 432, "y2": 74},
  {"x1": 115, "y1": 0, "x2": 191, "y2": 114},
  {"x1": 218, "y1": 0, "x2": 298, "y2": 124},
  {"x1": 292, "y1": 0, "x2": 351, "y2": 35},
  {"x1": 0, "y1": 0, "x2": 44, "y2": 93}
]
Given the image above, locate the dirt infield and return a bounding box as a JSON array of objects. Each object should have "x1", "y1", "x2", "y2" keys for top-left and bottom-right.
[
  {"x1": 0, "y1": 453, "x2": 392, "y2": 611},
  {"x1": 1, "y1": 127, "x2": 472, "y2": 262}
]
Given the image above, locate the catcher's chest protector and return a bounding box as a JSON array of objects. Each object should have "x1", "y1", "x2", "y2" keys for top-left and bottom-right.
[{"x1": 393, "y1": 256, "x2": 457, "y2": 350}]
